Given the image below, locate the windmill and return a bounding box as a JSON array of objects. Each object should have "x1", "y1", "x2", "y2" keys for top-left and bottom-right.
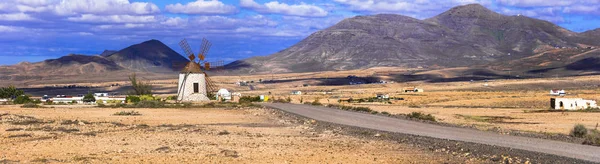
[{"x1": 176, "y1": 38, "x2": 218, "y2": 102}]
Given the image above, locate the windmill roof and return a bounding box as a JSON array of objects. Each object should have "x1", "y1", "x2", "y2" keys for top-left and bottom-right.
[{"x1": 181, "y1": 62, "x2": 204, "y2": 73}]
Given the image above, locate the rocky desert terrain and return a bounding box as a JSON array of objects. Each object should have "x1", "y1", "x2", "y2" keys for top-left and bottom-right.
[{"x1": 0, "y1": 105, "x2": 479, "y2": 163}]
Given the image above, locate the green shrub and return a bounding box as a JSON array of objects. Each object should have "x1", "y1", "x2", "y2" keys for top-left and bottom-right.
[
  {"x1": 83, "y1": 93, "x2": 95, "y2": 103},
  {"x1": 381, "y1": 111, "x2": 391, "y2": 115},
  {"x1": 571, "y1": 124, "x2": 588, "y2": 138},
  {"x1": 370, "y1": 111, "x2": 379, "y2": 114},
  {"x1": 21, "y1": 102, "x2": 41, "y2": 108},
  {"x1": 139, "y1": 95, "x2": 155, "y2": 101},
  {"x1": 300, "y1": 97, "x2": 303, "y2": 104},
  {"x1": 126, "y1": 95, "x2": 141, "y2": 103},
  {"x1": 0, "y1": 85, "x2": 24, "y2": 99},
  {"x1": 134, "y1": 100, "x2": 165, "y2": 108},
  {"x1": 584, "y1": 129, "x2": 600, "y2": 146},
  {"x1": 13, "y1": 95, "x2": 31, "y2": 104},
  {"x1": 71, "y1": 100, "x2": 78, "y2": 104},
  {"x1": 239, "y1": 96, "x2": 261, "y2": 103},
  {"x1": 167, "y1": 95, "x2": 178, "y2": 100},
  {"x1": 113, "y1": 110, "x2": 141, "y2": 116},
  {"x1": 407, "y1": 112, "x2": 436, "y2": 122},
  {"x1": 286, "y1": 97, "x2": 292, "y2": 103}
]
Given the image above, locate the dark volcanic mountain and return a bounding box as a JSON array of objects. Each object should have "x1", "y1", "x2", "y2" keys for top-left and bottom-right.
[
  {"x1": 0, "y1": 39, "x2": 189, "y2": 81},
  {"x1": 105, "y1": 39, "x2": 189, "y2": 72},
  {"x1": 227, "y1": 4, "x2": 600, "y2": 73},
  {"x1": 0, "y1": 54, "x2": 123, "y2": 76}
]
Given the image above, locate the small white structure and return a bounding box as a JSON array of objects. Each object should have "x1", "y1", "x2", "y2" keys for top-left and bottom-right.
[
  {"x1": 94, "y1": 93, "x2": 109, "y2": 97},
  {"x1": 291, "y1": 91, "x2": 302, "y2": 95},
  {"x1": 376, "y1": 94, "x2": 389, "y2": 99},
  {"x1": 0, "y1": 99, "x2": 8, "y2": 102},
  {"x1": 177, "y1": 63, "x2": 210, "y2": 102},
  {"x1": 551, "y1": 98, "x2": 597, "y2": 110},
  {"x1": 550, "y1": 90, "x2": 566, "y2": 96},
  {"x1": 216, "y1": 89, "x2": 232, "y2": 100},
  {"x1": 50, "y1": 96, "x2": 125, "y2": 104}
]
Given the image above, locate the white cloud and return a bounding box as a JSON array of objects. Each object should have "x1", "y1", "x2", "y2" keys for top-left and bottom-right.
[
  {"x1": 333, "y1": 0, "x2": 482, "y2": 18},
  {"x1": 240, "y1": 0, "x2": 328, "y2": 17},
  {"x1": 165, "y1": 0, "x2": 236, "y2": 15},
  {"x1": 564, "y1": 5, "x2": 600, "y2": 15},
  {"x1": 66, "y1": 14, "x2": 158, "y2": 23},
  {"x1": 496, "y1": 0, "x2": 574, "y2": 7},
  {"x1": 0, "y1": 25, "x2": 21, "y2": 32},
  {"x1": 0, "y1": 13, "x2": 37, "y2": 21},
  {"x1": 52, "y1": 0, "x2": 160, "y2": 16}
]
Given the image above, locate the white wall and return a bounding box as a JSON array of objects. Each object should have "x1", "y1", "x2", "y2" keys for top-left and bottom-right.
[
  {"x1": 177, "y1": 73, "x2": 210, "y2": 102},
  {"x1": 553, "y1": 98, "x2": 598, "y2": 110}
]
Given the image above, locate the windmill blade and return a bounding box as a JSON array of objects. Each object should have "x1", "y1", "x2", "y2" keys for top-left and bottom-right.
[
  {"x1": 204, "y1": 62, "x2": 211, "y2": 71},
  {"x1": 179, "y1": 39, "x2": 195, "y2": 61},
  {"x1": 198, "y1": 38, "x2": 211, "y2": 61},
  {"x1": 204, "y1": 74, "x2": 218, "y2": 98}
]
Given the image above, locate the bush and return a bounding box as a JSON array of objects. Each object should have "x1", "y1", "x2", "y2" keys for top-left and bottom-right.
[
  {"x1": 407, "y1": 112, "x2": 436, "y2": 122},
  {"x1": 571, "y1": 124, "x2": 588, "y2": 138},
  {"x1": 113, "y1": 110, "x2": 141, "y2": 116},
  {"x1": 311, "y1": 98, "x2": 322, "y2": 106},
  {"x1": 83, "y1": 93, "x2": 95, "y2": 103},
  {"x1": 239, "y1": 96, "x2": 261, "y2": 103},
  {"x1": 0, "y1": 85, "x2": 24, "y2": 99},
  {"x1": 126, "y1": 95, "x2": 141, "y2": 103},
  {"x1": 286, "y1": 97, "x2": 292, "y2": 103},
  {"x1": 584, "y1": 129, "x2": 600, "y2": 146},
  {"x1": 134, "y1": 100, "x2": 165, "y2": 108},
  {"x1": 167, "y1": 95, "x2": 178, "y2": 101},
  {"x1": 129, "y1": 73, "x2": 152, "y2": 95},
  {"x1": 21, "y1": 102, "x2": 41, "y2": 108},
  {"x1": 381, "y1": 111, "x2": 391, "y2": 115},
  {"x1": 13, "y1": 95, "x2": 31, "y2": 104},
  {"x1": 140, "y1": 95, "x2": 156, "y2": 101}
]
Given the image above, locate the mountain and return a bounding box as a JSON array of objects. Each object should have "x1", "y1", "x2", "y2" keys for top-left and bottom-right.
[
  {"x1": 227, "y1": 4, "x2": 599, "y2": 74},
  {"x1": 0, "y1": 39, "x2": 189, "y2": 81},
  {"x1": 0, "y1": 54, "x2": 122, "y2": 76},
  {"x1": 105, "y1": 39, "x2": 189, "y2": 72},
  {"x1": 100, "y1": 50, "x2": 117, "y2": 57}
]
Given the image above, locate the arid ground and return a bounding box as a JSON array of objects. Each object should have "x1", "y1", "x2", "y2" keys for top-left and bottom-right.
[{"x1": 0, "y1": 105, "x2": 479, "y2": 163}]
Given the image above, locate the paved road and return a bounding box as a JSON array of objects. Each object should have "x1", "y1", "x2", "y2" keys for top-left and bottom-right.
[{"x1": 262, "y1": 103, "x2": 600, "y2": 162}]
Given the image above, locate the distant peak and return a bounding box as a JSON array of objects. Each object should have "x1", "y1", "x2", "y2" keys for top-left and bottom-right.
[{"x1": 437, "y1": 3, "x2": 498, "y2": 18}]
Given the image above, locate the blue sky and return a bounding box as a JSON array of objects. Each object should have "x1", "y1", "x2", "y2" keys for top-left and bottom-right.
[{"x1": 1, "y1": 0, "x2": 600, "y2": 65}]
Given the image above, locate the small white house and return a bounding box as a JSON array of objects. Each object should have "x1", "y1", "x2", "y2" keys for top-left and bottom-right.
[
  {"x1": 94, "y1": 93, "x2": 109, "y2": 97},
  {"x1": 550, "y1": 90, "x2": 566, "y2": 96},
  {"x1": 0, "y1": 99, "x2": 8, "y2": 102},
  {"x1": 291, "y1": 91, "x2": 302, "y2": 95},
  {"x1": 376, "y1": 94, "x2": 390, "y2": 99},
  {"x1": 551, "y1": 98, "x2": 597, "y2": 110},
  {"x1": 216, "y1": 89, "x2": 232, "y2": 100}
]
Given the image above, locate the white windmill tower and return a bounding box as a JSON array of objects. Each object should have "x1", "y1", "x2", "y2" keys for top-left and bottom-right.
[{"x1": 176, "y1": 38, "x2": 218, "y2": 102}]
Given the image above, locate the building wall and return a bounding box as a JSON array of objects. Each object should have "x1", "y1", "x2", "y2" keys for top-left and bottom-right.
[
  {"x1": 177, "y1": 73, "x2": 210, "y2": 102},
  {"x1": 552, "y1": 98, "x2": 598, "y2": 110}
]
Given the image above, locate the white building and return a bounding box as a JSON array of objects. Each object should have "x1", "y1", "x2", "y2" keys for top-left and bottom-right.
[
  {"x1": 551, "y1": 98, "x2": 597, "y2": 110},
  {"x1": 291, "y1": 91, "x2": 302, "y2": 95},
  {"x1": 50, "y1": 96, "x2": 125, "y2": 104},
  {"x1": 177, "y1": 63, "x2": 210, "y2": 102},
  {"x1": 216, "y1": 88, "x2": 232, "y2": 100},
  {"x1": 550, "y1": 90, "x2": 566, "y2": 96},
  {"x1": 94, "y1": 93, "x2": 109, "y2": 97}
]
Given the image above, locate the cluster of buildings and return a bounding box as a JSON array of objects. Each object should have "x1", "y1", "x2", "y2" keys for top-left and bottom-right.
[{"x1": 42, "y1": 93, "x2": 125, "y2": 104}]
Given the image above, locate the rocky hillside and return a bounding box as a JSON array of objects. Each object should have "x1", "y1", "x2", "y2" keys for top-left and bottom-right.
[
  {"x1": 0, "y1": 40, "x2": 189, "y2": 81},
  {"x1": 227, "y1": 4, "x2": 600, "y2": 73},
  {"x1": 105, "y1": 39, "x2": 189, "y2": 72}
]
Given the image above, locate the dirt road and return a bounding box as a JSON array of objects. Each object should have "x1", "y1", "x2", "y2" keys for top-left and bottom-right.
[{"x1": 262, "y1": 103, "x2": 600, "y2": 163}]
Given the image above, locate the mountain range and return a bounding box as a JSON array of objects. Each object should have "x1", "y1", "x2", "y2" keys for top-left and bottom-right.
[
  {"x1": 0, "y1": 40, "x2": 189, "y2": 81},
  {"x1": 1, "y1": 3, "x2": 600, "y2": 82},
  {"x1": 226, "y1": 4, "x2": 600, "y2": 75}
]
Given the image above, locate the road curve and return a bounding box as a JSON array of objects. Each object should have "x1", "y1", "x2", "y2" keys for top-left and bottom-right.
[{"x1": 262, "y1": 103, "x2": 600, "y2": 162}]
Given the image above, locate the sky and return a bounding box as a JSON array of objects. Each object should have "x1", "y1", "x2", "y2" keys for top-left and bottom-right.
[{"x1": 1, "y1": 0, "x2": 600, "y2": 65}]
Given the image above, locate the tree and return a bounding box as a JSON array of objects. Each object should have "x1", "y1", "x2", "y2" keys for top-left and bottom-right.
[
  {"x1": 83, "y1": 92, "x2": 96, "y2": 103},
  {"x1": 129, "y1": 73, "x2": 152, "y2": 95},
  {"x1": 13, "y1": 95, "x2": 31, "y2": 104},
  {"x1": 0, "y1": 85, "x2": 24, "y2": 99}
]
